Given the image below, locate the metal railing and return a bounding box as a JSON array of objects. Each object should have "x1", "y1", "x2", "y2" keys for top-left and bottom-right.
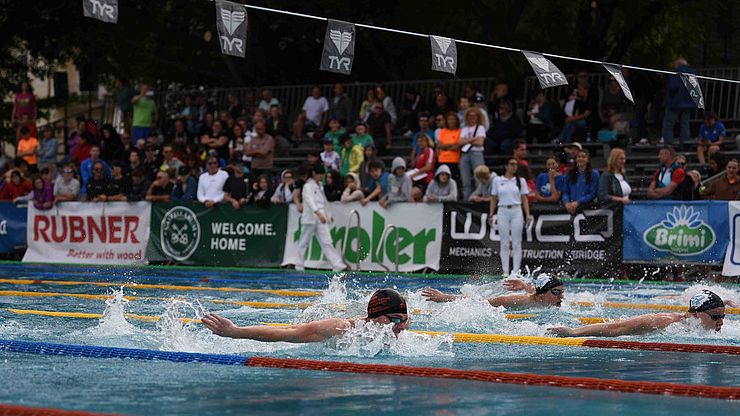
[
  {"x1": 376, "y1": 224, "x2": 400, "y2": 274},
  {"x1": 342, "y1": 209, "x2": 361, "y2": 271}
]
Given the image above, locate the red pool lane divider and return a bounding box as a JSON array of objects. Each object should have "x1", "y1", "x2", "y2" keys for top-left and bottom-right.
[
  {"x1": 0, "y1": 404, "x2": 119, "y2": 416},
  {"x1": 246, "y1": 356, "x2": 740, "y2": 400},
  {"x1": 583, "y1": 339, "x2": 740, "y2": 355}
]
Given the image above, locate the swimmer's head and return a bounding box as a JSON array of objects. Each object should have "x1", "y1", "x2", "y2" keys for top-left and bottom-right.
[
  {"x1": 534, "y1": 274, "x2": 565, "y2": 307},
  {"x1": 367, "y1": 288, "x2": 409, "y2": 334},
  {"x1": 688, "y1": 290, "x2": 725, "y2": 331}
]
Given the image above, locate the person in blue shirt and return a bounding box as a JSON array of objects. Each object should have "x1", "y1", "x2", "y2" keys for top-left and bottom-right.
[
  {"x1": 534, "y1": 156, "x2": 565, "y2": 203},
  {"x1": 171, "y1": 166, "x2": 198, "y2": 201},
  {"x1": 696, "y1": 112, "x2": 726, "y2": 164},
  {"x1": 79, "y1": 145, "x2": 111, "y2": 197},
  {"x1": 661, "y1": 57, "x2": 697, "y2": 147},
  {"x1": 361, "y1": 161, "x2": 389, "y2": 205},
  {"x1": 562, "y1": 149, "x2": 600, "y2": 214}
]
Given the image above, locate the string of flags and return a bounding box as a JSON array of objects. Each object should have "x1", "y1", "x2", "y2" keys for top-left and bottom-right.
[{"x1": 81, "y1": 0, "x2": 723, "y2": 109}]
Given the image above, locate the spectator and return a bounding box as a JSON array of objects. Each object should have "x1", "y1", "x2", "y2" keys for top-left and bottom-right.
[
  {"x1": 558, "y1": 142, "x2": 581, "y2": 173},
  {"x1": 534, "y1": 157, "x2": 564, "y2": 203},
  {"x1": 265, "y1": 105, "x2": 291, "y2": 146},
  {"x1": 142, "y1": 144, "x2": 162, "y2": 181},
  {"x1": 14, "y1": 158, "x2": 30, "y2": 179},
  {"x1": 375, "y1": 85, "x2": 397, "y2": 126},
  {"x1": 244, "y1": 121, "x2": 274, "y2": 178},
  {"x1": 107, "y1": 163, "x2": 130, "y2": 201},
  {"x1": 685, "y1": 169, "x2": 703, "y2": 200},
  {"x1": 575, "y1": 72, "x2": 600, "y2": 140},
  {"x1": 131, "y1": 83, "x2": 157, "y2": 143},
  {"x1": 341, "y1": 172, "x2": 364, "y2": 203},
  {"x1": 127, "y1": 149, "x2": 142, "y2": 175},
  {"x1": 329, "y1": 83, "x2": 353, "y2": 127},
  {"x1": 408, "y1": 134, "x2": 435, "y2": 201},
  {"x1": 379, "y1": 157, "x2": 412, "y2": 208},
  {"x1": 428, "y1": 93, "x2": 454, "y2": 120},
  {"x1": 271, "y1": 170, "x2": 295, "y2": 204},
  {"x1": 351, "y1": 121, "x2": 374, "y2": 148},
  {"x1": 472, "y1": 95, "x2": 491, "y2": 130},
  {"x1": 424, "y1": 164, "x2": 458, "y2": 202},
  {"x1": 86, "y1": 162, "x2": 109, "y2": 202},
  {"x1": 598, "y1": 77, "x2": 632, "y2": 134},
  {"x1": 0, "y1": 170, "x2": 31, "y2": 201},
  {"x1": 598, "y1": 148, "x2": 632, "y2": 204},
  {"x1": 146, "y1": 170, "x2": 173, "y2": 202},
  {"x1": 127, "y1": 168, "x2": 150, "y2": 202},
  {"x1": 697, "y1": 112, "x2": 726, "y2": 165},
  {"x1": 324, "y1": 170, "x2": 343, "y2": 202},
  {"x1": 226, "y1": 93, "x2": 243, "y2": 121},
  {"x1": 456, "y1": 96, "x2": 470, "y2": 125},
  {"x1": 458, "y1": 108, "x2": 487, "y2": 200},
  {"x1": 558, "y1": 89, "x2": 590, "y2": 143},
  {"x1": 31, "y1": 176, "x2": 53, "y2": 210},
  {"x1": 701, "y1": 159, "x2": 740, "y2": 200},
  {"x1": 169, "y1": 118, "x2": 192, "y2": 148},
  {"x1": 411, "y1": 112, "x2": 436, "y2": 162},
  {"x1": 112, "y1": 78, "x2": 135, "y2": 134},
  {"x1": 338, "y1": 134, "x2": 363, "y2": 177},
  {"x1": 661, "y1": 58, "x2": 696, "y2": 147},
  {"x1": 53, "y1": 165, "x2": 80, "y2": 204},
  {"x1": 320, "y1": 137, "x2": 341, "y2": 172},
  {"x1": 295, "y1": 164, "x2": 347, "y2": 272},
  {"x1": 198, "y1": 112, "x2": 215, "y2": 137},
  {"x1": 647, "y1": 146, "x2": 686, "y2": 200},
  {"x1": 488, "y1": 158, "x2": 531, "y2": 276},
  {"x1": 487, "y1": 99, "x2": 521, "y2": 155},
  {"x1": 172, "y1": 166, "x2": 198, "y2": 202},
  {"x1": 200, "y1": 120, "x2": 230, "y2": 161},
  {"x1": 361, "y1": 161, "x2": 389, "y2": 205},
  {"x1": 488, "y1": 82, "x2": 512, "y2": 121},
  {"x1": 437, "y1": 112, "x2": 462, "y2": 179},
  {"x1": 258, "y1": 88, "x2": 281, "y2": 113},
  {"x1": 100, "y1": 124, "x2": 126, "y2": 163},
  {"x1": 359, "y1": 145, "x2": 384, "y2": 194},
  {"x1": 526, "y1": 92, "x2": 553, "y2": 143},
  {"x1": 324, "y1": 118, "x2": 346, "y2": 148},
  {"x1": 121, "y1": 133, "x2": 133, "y2": 155},
  {"x1": 80, "y1": 146, "x2": 111, "y2": 194},
  {"x1": 293, "y1": 86, "x2": 329, "y2": 139},
  {"x1": 247, "y1": 174, "x2": 273, "y2": 208},
  {"x1": 223, "y1": 159, "x2": 250, "y2": 209},
  {"x1": 16, "y1": 126, "x2": 40, "y2": 174},
  {"x1": 366, "y1": 103, "x2": 393, "y2": 153},
  {"x1": 513, "y1": 140, "x2": 529, "y2": 167},
  {"x1": 469, "y1": 165, "x2": 495, "y2": 203},
  {"x1": 197, "y1": 156, "x2": 229, "y2": 208},
  {"x1": 703, "y1": 152, "x2": 724, "y2": 178},
  {"x1": 11, "y1": 82, "x2": 36, "y2": 126},
  {"x1": 399, "y1": 88, "x2": 424, "y2": 134},
  {"x1": 359, "y1": 88, "x2": 376, "y2": 121},
  {"x1": 38, "y1": 126, "x2": 57, "y2": 169},
  {"x1": 562, "y1": 149, "x2": 600, "y2": 213},
  {"x1": 160, "y1": 144, "x2": 184, "y2": 174}
]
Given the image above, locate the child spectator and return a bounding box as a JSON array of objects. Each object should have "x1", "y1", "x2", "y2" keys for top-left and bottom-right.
[
  {"x1": 0, "y1": 170, "x2": 32, "y2": 201},
  {"x1": 469, "y1": 165, "x2": 495, "y2": 203},
  {"x1": 351, "y1": 121, "x2": 374, "y2": 149},
  {"x1": 247, "y1": 174, "x2": 273, "y2": 208},
  {"x1": 379, "y1": 157, "x2": 412, "y2": 208},
  {"x1": 17, "y1": 126, "x2": 40, "y2": 174},
  {"x1": 323, "y1": 118, "x2": 346, "y2": 148},
  {"x1": 341, "y1": 172, "x2": 364, "y2": 203},
  {"x1": 696, "y1": 112, "x2": 726, "y2": 165},
  {"x1": 534, "y1": 157, "x2": 564, "y2": 203},
  {"x1": 361, "y1": 161, "x2": 389, "y2": 205},
  {"x1": 562, "y1": 149, "x2": 600, "y2": 213},
  {"x1": 32, "y1": 176, "x2": 53, "y2": 210},
  {"x1": 359, "y1": 145, "x2": 384, "y2": 194},
  {"x1": 424, "y1": 165, "x2": 458, "y2": 202},
  {"x1": 339, "y1": 134, "x2": 364, "y2": 176},
  {"x1": 320, "y1": 137, "x2": 341, "y2": 172},
  {"x1": 408, "y1": 134, "x2": 435, "y2": 201},
  {"x1": 324, "y1": 170, "x2": 343, "y2": 202}
]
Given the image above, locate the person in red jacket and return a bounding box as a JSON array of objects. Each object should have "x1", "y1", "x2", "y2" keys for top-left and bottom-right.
[{"x1": 0, "y1": 170, "x2": 32, "y2": 201}]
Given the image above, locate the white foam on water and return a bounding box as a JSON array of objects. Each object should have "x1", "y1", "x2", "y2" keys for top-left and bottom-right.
[
  {"x1": 326, "y1": 320, "x2": 453, "y2": 357},
  {"x1": 677, "y1": 282, "x2": 739, "y2": 307}
]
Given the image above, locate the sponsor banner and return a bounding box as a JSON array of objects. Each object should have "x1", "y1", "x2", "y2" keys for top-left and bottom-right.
[
  {"x1": 624, "y1": 201, "x2": 727, "y2": 264},
  {"x1": 722, "y1": 202, "x2": 740, "y2": 275},
  {"x1": 521, "y1": 51, "x2": 569, "y2": 88},
  {"x1": 602, "y1": 63, "x2": 634, "y2": 104},
  {"x1": 23, "y1": 202, "x2": 150, "y2": 264},
  {"x1": 0, "y1": 202, "x2": 28, "y2": 253},
  {"x1": 679, "y1": 73, "x2": 705, "y2": 109},
  {"x1": 430, "y1": 36, "x2": 457, "y2": 74},
  {"x1": 82, "y1": 0, "x2": 118, "y2": 24},
  {"x1": 320, "y1": 20, "x2": 355, "y2": 75},
  {"x1": 215, "y1": 0, "x2": 247, "y2": 58},
  {"x1": 147, "y1": 202, "x2": 287, "y2": 267},
  {"x1": 441, "y1": 202, "x2": 623, "y2": 276},
  {"x1": 282, "y1": 202, "x2": 442, "y2": 272}
]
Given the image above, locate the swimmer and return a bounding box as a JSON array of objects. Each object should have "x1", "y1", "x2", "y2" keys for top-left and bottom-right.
[
  {"x1": 422, "y1": 274, "x2": 565, "y2": 309},
  {"x1": 548, "y1": 289, "x2": 725, "y2": 337},
  {"x1": 202, "y1": 288, "x2": 410, "y2": 343}
]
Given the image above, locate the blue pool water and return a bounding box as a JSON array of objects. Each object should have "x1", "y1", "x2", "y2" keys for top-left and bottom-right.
[{"x1": 0, "y1": 263, "x2": 739, "y2": 415}]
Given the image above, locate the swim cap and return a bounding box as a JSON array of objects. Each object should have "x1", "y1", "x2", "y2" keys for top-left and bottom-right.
[
  {"x1": 534, "y1": 274, "x2": 564, "y2": 295},
  {"x1": 367, "y1": 289, "x2": 407, "y2": 318},
  {"x1": 688, "y1": 290, "x2": 724, "y2": 313}
]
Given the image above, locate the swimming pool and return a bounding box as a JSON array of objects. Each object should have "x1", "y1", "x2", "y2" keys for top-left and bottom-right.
[{"x1": 0, "y1": 263, "x2": 738, "y2": 415}]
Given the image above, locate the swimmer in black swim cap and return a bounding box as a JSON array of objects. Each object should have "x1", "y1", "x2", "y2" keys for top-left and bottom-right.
[
  {"x1": 548, "y1": 289, "x2": 725, "y2": 337},
  {"x1": 203, "y1": 288, "x2": 410, "y2": 342},
  {"x1": 422, "y1": 274, "x2": 565, "y2": 309}
]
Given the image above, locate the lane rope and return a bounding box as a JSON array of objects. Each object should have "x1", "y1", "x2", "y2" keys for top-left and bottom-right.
[
  {"x1": 1, "y1": 339, "x2": 737, "y2": 400},
  {"x1": 0, "y1": 403, "x2": 119, "y2": 416}
]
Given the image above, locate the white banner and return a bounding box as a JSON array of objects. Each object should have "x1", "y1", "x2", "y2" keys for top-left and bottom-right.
[
  {"x1": 282, "y1": 202, "x2": 442, "y2": 272},
  {"x1": 722, "y1": 201, "x2": 740, "y2": 275},
  {"x1": 23, "y1": 202, "x2": 151, "y2": 265}
]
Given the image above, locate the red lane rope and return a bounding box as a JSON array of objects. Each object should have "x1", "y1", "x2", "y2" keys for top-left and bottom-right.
[
  {"x1": 0, "y1": 404, "x2": 119, "y2": 416},
  {"x1": 246, "y1": 356, "x2": 740, "y2": 400},
  {"x1": 583, "y1": 340, "x2": 740, "y2": 355}
]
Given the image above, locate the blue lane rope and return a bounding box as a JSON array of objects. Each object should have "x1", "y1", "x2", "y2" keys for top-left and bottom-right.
[{"x1": 0, "y1": 339, "x2": 249, "y2": 366}]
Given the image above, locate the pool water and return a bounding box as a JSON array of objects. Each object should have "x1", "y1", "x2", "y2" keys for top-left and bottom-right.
[{"x1": 0, "y1": 263, "x2": 738, "y2": 415}]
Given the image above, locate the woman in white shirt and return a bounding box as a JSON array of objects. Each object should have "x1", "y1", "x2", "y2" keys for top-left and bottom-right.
[
  {"x1": 488, "y1": 158, "x2": 532, "y2": 276},
  {"x1": 598, "y1": 148, "x2": 632, "y2": 204},
  {"x1": 459, "y1": 108, "x2": 487, "y2": 200}
]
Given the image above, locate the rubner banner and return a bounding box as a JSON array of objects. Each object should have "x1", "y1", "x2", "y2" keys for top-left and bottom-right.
[
  {"x1": 521, "y1": 51, "x2": 569, "y2": 89},
  {"x1": 320, "y1": 20, "x2": 356, "y2": 75},
  {"x1": 602, "y1": 63, "x2": 634, "y2": 104},
  {"x1": 82, "y1": 0, "x2": 118, "y2": 24},
  {"x1": 440, "y1": 202, "x2": 623, "y2": 277},
  {"x1": 215, "y1": 0, "x2": 248, "y2": 58},
  {"x1": 430, "y1": 36, "x2": 457, "y2": 74}
]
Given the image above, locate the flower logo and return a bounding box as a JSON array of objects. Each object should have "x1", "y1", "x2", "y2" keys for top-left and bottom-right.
[{"x1": 643, "y1": 206, "x2": 715, "y2": 256}]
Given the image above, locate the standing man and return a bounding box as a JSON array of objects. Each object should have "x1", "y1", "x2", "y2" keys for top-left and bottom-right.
[
  {"x1": 244, "y1": 121, "x2": 275, "y2": 179},
  {"x1": 131, "y1": 83, "x2": 157, "y2": 143},
  {"x1": 112, "y1": 77, "x2": 135, "y2": 134},
  {"x1": 329, "y1": 83, "x2": 353, "y2": 127},
  {"x1": 661, "y1": 58, "x2": 696, "y2": 148},
  {"x1": 293, "y1": 86, "x2": 329, "y2": 138}
]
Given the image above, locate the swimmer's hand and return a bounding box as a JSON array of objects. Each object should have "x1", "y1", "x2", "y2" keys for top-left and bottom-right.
[
  {"x1": 503, "y1": 278, "x2": 535, "y2": 293},
  {"x1": 421, "y1": 288, "x2": 458, "y2": 303},
  {"x1": 202, "y1": 314, "x2": 239, "y2": 338},
  {"x1": 546, "y1": 326, "x2": 575, "y2": 337},
  {"x1": 726, "y1": 300, "x2": 738, "y2": 308}
]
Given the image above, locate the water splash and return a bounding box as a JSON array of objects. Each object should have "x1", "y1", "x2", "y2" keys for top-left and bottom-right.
[
  {"x1": 95, "y1": 287, "x2": 140, "y2": 336},
  {"x1": 327, "y1": 320, "x2": 453, "y2": 357}
]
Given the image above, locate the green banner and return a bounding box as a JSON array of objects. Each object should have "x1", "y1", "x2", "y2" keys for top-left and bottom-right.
[{"x1": 147, "y1": 202, "x2": 287, "y2": 267}]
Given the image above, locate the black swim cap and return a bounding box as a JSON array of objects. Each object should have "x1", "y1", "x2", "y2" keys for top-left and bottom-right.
[
  {"x1": 688, "y1": 290, "x2": 724, "y2": 313},
  {"x1": 367, "y1": 289, "x2": 407, "y2": 318},
  {"x1": 534, "y1": 274, "x2": 564, "y2": 295}
]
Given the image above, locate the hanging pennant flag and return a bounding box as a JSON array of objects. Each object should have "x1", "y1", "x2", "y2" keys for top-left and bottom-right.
[
  {"x1": 82, "y1": 0, "x2": 118, "y2": 24},
  {"x1": 320, "y1": 20, "x2": 356, "y2": 75},
  {"x1": 430, "y1": 36, "x2": 457, "y2": 74},
  {"x1": 679, "y1": 73, "x2": 705, "y2": 109},
  {"x1": 215, "y1": 0, "x2": 248, "y2": 58},
  {"x1": 521, "y1": 51, "x2": 568, "y2": 89},
  {"x1": 602, "y1": 63, "x2": 634, "y2": 104}
]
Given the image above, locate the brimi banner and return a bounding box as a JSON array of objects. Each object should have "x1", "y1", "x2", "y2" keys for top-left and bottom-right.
[
  {"x1": 522, "y1": 51, "x2": 568, "y2": 89},
  {"x1": 320, "y1": 20, "x2": 356, "y2": 75},
  {"x1": 82, "y1": 0, "x2": 118, "y2": 24},
  {"x1": 215, "y1": 0, "x2": 248, "y2": 58},
  {"x1": 430, "y1": 36, "x2": 457, "y2": 74}
]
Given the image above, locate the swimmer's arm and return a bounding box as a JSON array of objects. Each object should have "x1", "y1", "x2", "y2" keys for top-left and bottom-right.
[
  {"x1": 549, "y1": 313, "x2": 682, "y2": 337},
  {"x1": 202, "y1": 314, "x2": 351, "y2": 343},
  {"x1": 502, "y1": 278, "x2": 536, "y2": 294},
  {"x1": 421, "y1": 288, "x2": 460, "y2": 302},
  {"x1": 487, "y1": 294, "x2": 532, "y2": 308}
]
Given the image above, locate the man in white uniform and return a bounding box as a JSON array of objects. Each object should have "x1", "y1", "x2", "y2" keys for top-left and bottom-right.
[
  {"x1": 295, "y1": 164, "x2": 347, "y2": 272},
  {"x1": 197, "y1": 156, "x2": 229, "y2": 208}
]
